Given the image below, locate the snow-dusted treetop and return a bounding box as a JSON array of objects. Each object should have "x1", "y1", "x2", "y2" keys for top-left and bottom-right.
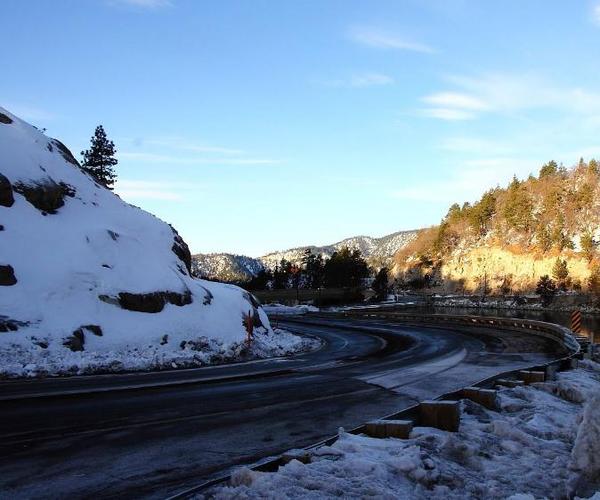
[{"x1": 0, "y1": 106, "x2": 272, "y2": 376}]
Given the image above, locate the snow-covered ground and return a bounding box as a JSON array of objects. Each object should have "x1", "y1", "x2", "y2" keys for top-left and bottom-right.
[
  {"x1": 0, "y1": 327, "x2": 320, "y2": 378},
  {"x1": 209, "y1": 361, "x2": 600, "y2": 499},
  {"x1": 0, "y1": 106, "x2": 314, "y2": 378},
  {"x1": 433, "y1": 294, "x2": 600, "y2": 314},
  {"x1": 262, "y1": 303, "x2": 319, "y2": 315}
]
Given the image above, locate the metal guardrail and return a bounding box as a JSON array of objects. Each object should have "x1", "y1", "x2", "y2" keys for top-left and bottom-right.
[
  {"x1": 340, "y1": 310, "x2": 581, "y2": 355},
  {"x1": 165, "y1": 312, "x2": 581, "y2": 499}
]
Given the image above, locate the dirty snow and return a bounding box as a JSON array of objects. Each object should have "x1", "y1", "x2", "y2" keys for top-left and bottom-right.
[
  {"x1": 262, "y1": 303, "x2": 319, "y2": 315},
  {"x1": 0, "y1": 106, "x2": 313, "y2": 378},
  {"x1": 209, "y1": 363, "x2": 600, "y2": 499}
]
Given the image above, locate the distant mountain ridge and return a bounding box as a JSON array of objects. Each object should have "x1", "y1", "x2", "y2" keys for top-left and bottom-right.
[{"x1": 192, "y1": 229, "x2": 419, "y2": 282}]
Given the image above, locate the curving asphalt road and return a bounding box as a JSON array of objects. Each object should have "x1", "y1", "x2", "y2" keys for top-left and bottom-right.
[{"x1": 0, "y1": 314, "x2": 563, "y2": 499}]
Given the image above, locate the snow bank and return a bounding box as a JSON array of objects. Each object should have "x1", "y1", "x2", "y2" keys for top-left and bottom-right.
[
  {"x1": 0, "y1": 106, "x2": 312, "y2": 377},
  {"x1": 208, "y1": 364, "x2": 600, "y2": 499},
  {"x1": 262, "y1": 303, "x2": 319, "y2": 315}
]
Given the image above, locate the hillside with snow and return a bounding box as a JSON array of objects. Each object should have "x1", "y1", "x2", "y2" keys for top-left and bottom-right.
[
  {"x1": 0, "y1": 106, "x2": 311, "y2": 377},
  {"x1": 193, "y1": 230, "x2": 418, "y2": 282}
]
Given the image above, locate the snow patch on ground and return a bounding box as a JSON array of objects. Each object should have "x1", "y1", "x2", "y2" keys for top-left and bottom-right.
[
  {"x1": 0, "y1": 328, "x2": 319, "y2": 378},
  {"x1": 208, "y1": 364, "x2": 600, "y2": 499},
  {"x1": 262, "y1": 303, "x2": 319, "y2": 315}
]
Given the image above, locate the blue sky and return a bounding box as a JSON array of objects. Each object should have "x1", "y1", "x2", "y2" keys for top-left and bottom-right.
[{"x1": 3, "y1": 0, "x2": 600, "y2": 256}]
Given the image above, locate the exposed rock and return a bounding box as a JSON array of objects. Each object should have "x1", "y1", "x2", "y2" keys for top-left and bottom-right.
[
  {"x1": 0, "y1": 112, "x2": 12, "y2": 124},
  {"x1": 0, "y1": 173, "x2": 14, "y2": 207},
  {"x1": 0, "y1": 265, "x2": 17, "y2": 286},
  {"x1": 13, "y1": 179, "x2": 75, "y2": 214},
  {"x1": 63, "y1": 329, "x2": 85, "y2": 351},
  {"x1": 160, "y1": 334, "x2": 169, "y2": 345},
  {"x1": 33, "y1": 339, "x2": 49, "y2": 349},
  {"x1": 107, "y1": 230, "x2": 119, "y2": 241},
  {"x1": 81, "y1": 324, "x2": 103, "y2": 337},
  {"x1": 0, "y1": 316, "x2": 26, "y2": 332},
  {"x1": 117, "y1": 290, "x2": 193, "y2": 313},
  {"x1": 50, "y1": 138, "x2": 80, "y2": 167},
  {"x1": 171, "y1": 229, "x2": 192, "y2": 274}
]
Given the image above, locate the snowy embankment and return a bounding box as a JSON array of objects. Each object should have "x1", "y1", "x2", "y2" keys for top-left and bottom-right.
[
  {"x1": 210, "y1": 361, "x2": 600, "y2": 499},
  {"x1": 0, "y1": 106, "x2": 314, "y2": 378},
  {"x1": 261, "y1": 303, "x2": 319, "y2": 315},
  {"x1": 433, "y1": 294, "x2": 600, "y2": 314}
]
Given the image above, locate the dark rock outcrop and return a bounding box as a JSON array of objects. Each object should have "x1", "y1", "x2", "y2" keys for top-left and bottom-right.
[
  {"x1": 0, "y1": 113, "x2": 12, "y2": 124},
  {"x1": 172, "y1": 231, "x2": 192, "y2": 274},
  {"x1": 50, "y1": 138, "x2": 80, "y2": 167},
  {"x1": 0, "y1": 265, "x2": 16, "y2": 286},
  {"x1": 0, "y1": 316, "x2": 27, "y2": 332},
  {"x1": 0, "y1": 173, "x2": 14, "y2": 207},
  {"x1": 13, "y1": 179, "x2": 75, "y2": 214},
  {"x1": 81, "y1": 324, "x2": 103, "y2": 337},
  {"x1": 117, "y1": 290, "x2": 193, "y2": 313},
  {"x1": 63, "y1": 329, "x2": 85, "y2": 351}
]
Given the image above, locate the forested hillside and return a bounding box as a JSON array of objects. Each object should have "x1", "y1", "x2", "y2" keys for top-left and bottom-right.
[{"x1": 394, "y1": 159, "x2": 600, "y2": 294}]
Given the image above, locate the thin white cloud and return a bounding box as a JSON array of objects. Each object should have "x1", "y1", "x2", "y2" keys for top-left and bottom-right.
[
  {"x1": 422, "y1": 92, "x2": 489, "y2": 111},
  {"x1": 392, "y1": 157, "x2": 537, "y2": 203},
  {"x1": 119, "y1": 152, "x2": 279, "y2": 165},
  {"x1": 349, "y1": 26, "x2": 435, "y2": 54},
  {"x1": 313, "y1": 72, "x2": 394, "y2": 88},
  {"x1": 108, "y1": 0, "x2": 172, "y2": 8},
  {"x1": 439, "y1": 137, "x2": 513, "y2": 155},
  {"x1": 4, "y1": 103, "x2": 55, "y2": 122},
  {"x1": 134, "y1": 136, "x2": 243, "y2": 155},
  {"x1": 593, "y1": 3, "x2": 600, "y2": 25},
  {"x1": 421, "y1": 108, "x2": 476, "y2": 121},
  {"x1": 119, "y1": 136, "x2": 279, "y2": 166},
  {"x1": 421, "y1": 72, "x2": 600, "y2": 121},
  {"x1": 115, "y1": 179, "x2": 203, "y2": 202},
  {"x1": 350, "y1": 72, "x2": 394, "y2": 87}
]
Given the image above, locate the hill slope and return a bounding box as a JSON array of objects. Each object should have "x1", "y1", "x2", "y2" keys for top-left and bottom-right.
[
  {"x1": 193, "y1": 230, "x2": 418, "y2": 282},
  {"x1": 0, "y1": 106, "x2": 301, "y2": 377},
  {"x1": 394, "y1": 160, "x2": 600, "y2": 293}
]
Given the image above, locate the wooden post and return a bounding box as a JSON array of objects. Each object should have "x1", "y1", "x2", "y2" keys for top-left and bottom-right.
[{"x1": 243, "y1": 309, "x2": 254, "y2": 343}]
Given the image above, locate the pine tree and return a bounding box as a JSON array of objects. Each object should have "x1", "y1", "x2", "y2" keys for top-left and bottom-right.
[
  {"x1": 581, "y1": 233, "x2": 595, "y2": 262},
  {"x1": 536, "y1": 275, "x2": 556, "y2": 307},
  {"x1": 81, "y1": 125, "x2": 118, "y2": 189},
  {"x1": 588, "y1": 264, "x2": 600, "y2": 305},
  {"x1": 372, "y1": 267, "x2": 389, "y2": 301},
  {"x1": 551, "y1": 257, "x2": 569, "y2": 290}
]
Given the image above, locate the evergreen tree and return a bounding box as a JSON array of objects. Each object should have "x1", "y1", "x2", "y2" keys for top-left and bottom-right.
[
  {"x1": 588, "y1": 264, "x2": 600, "y2": 305},
  {"x1": 536, "y1": 275, "x2": 557, "y2": 307},
  {"x1": 551, "y1": 257, "x2": 569, "y2": 290},
  {"x1": 81, "y1": 125, "x2": 118, "y2": 189},
  {"x1": 323, "y1": 247, "x2": 369, "y2": 288},
  {"x1": 581, "y1": 232, "x2": 595, "y2": 262},
  {"x1": 539, "y1": 160, "x2": 558, "y2": 179},
  {"x1": 372, "y1": 267, "x2": 389, "y2": 301},
  {"x1": 503, "y1": 176, "x2": 533, "y2": 232}
]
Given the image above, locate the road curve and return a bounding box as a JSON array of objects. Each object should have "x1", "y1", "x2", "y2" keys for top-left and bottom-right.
[{"x1": 0, "y1": 314, "x2": 562, "y2": 499}]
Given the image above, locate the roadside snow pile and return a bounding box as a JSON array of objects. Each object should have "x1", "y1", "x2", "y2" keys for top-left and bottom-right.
[
  {"x1": 210, "y1": 362, "x2": 600, "y2": 499},
  {"x1": 262, "y1": 303, "x2": 319, "y2": 315},
  {"x1": 0, "y1": 106, "x2": 312, "y2": 378}
]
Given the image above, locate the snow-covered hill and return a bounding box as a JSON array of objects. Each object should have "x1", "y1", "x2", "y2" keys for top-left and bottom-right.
[
  {"x1": 192, "y1": 253, "x2": 265, "y2": 283},
  {"x1": 192, "y1": 230, "x2": 418, "y2": 282},
  {"x1": 0, "y1": 106, "x2": 309, "y2": 377}
]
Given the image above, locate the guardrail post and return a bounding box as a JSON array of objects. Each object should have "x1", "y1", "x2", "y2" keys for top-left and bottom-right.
[
  {"x1": 364, "y1": 419, "x2": 413, "y2": 439},
  {"x1": 518, "y1": 370, "x2": 545, "y2": 384},
  {"x1": 461, "y1": 387, "x2": 499, "y2": 410},
  {"x1": 419, "y1": 400, "x2": 460, "y2": 432}
]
